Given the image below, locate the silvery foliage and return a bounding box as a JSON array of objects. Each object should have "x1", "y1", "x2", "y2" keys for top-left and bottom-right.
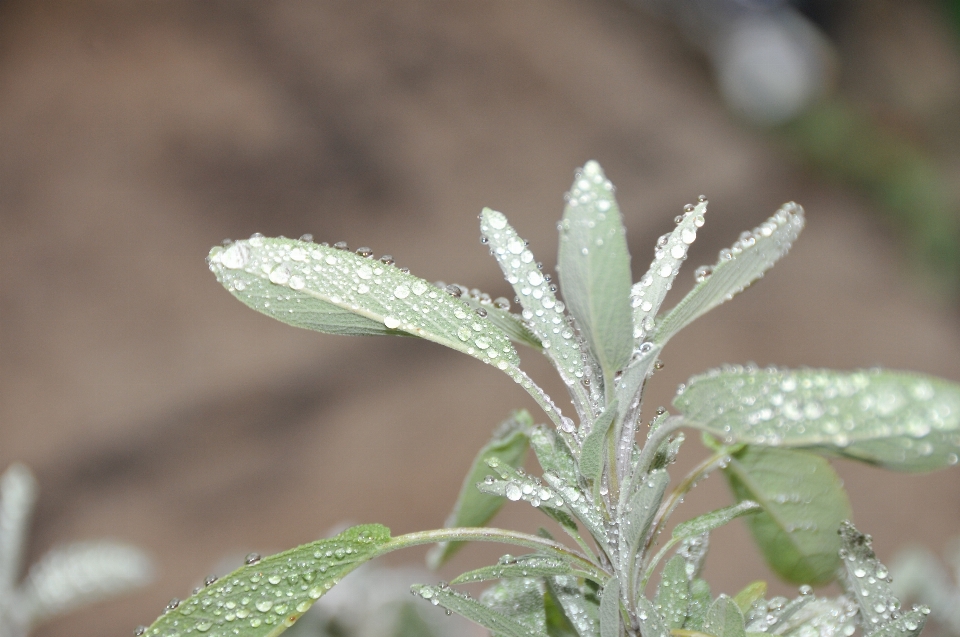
[
  {"x1": 141, "y1": 161, "x2": 959, "y2": 637},
  {"x1": 0, "y1": 464, "x2": 153, "y2": 637},
  {"x1": 890, "y1": 536, "x2": 960, "y2": 636}
]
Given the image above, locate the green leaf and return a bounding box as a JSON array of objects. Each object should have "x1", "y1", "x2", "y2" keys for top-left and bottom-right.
[
  {"x1": 655, "y1": 556, "x2": 691, "y2": 630},
  {"x1": 479, "y1": 208, "x2": 586, "y2": 393},
  {"x1": 599, "y1": 576, "x2": 621, "y2": 637},
  {"x1": 654, "y1": 202, "x2": 804, "y2": 345},
  {"x1": 544, "y1": 581, "x2": 581, "y2": 637},
  {"x1": 451, "y1": 554, "x2": 575, "y2": 584},
  {"x1": 208, "y1": 238, "x2": 519, "y2": 371},
  {"x1": 672, "y1": 501, "x2": 761, "y2": 542},
  {"x1": 704, "y1": 595, "x2": 746, "y2": 637},
  {"x1": 631, "y1": 199, "x2": 707, "y2": 345},
  {"x1": 455, "y1": 289, "x2": 544, "y2": 349},
  {"x1": 140, "y1": 524, "x2": 391, "y2": 637},
  {"x1": 637, "y1": 594, "x2": 670, "y2": 637},
  {"x1": 685, "y1": 579, "x2": 712, "y2": 631},
  {"x1": 531, "y1": 426, "x2": 578, "y2": 486},
  {"x1": 541, "y1": 472, "x2": 610, "y2": 554},
  {"x1": 392, "y1": 603, "x2": 439, "y2": 637},
  {"x1": 761, "y1": 596, "x2": 857, "y2": 637},
  {"x1": 678, "y1": 535, "x2": 710, "y2": 581},
  {"x1": 428, "y1": 412, "x2": 531, "y2": 568},
  {"x1": 731, "y1": 581, "x2": 766, "y2": 615},
  {"x1": 837, "y1": 521, "x2": 927, "y2": 637},
  {"x1": 545, "y1": 576, "x2": 600, "y2": 637},
  {"x1": 557, "y1": 161, "x2": 634, "y2": 382},
  {"x1": 675, "y1": 366, "x2": 960, "y2": 471},
  {"x1": 723, "y1": 447, "x2": 852, "y2": 585},
  {"x1": 579, "y1": 401, "x2": 619, "y2": 486},
  {"x1": 622, "y1": 469, "x2": 670, "y2": 572},
  {"x1": 482, "y1": 577, "x2": 549, "y2": 636},
  {"x1": 412, "y1": 582, "x2": 545, "y2": 637}
]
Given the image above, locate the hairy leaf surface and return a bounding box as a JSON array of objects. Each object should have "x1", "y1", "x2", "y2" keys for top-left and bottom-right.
[
  {"x1": 140, "y1": 525, "x2": 390, "y2": 637},
  {"x1": 704, "y1": 595, "x2": 746, "y2": 637},
  {"x1": 676, "y1": 366, "x2": 960, "y2": 471},
  {"x1": 209, "y1": 238, "x2": 519, "y2": 370},
  {"x1": 599, "y1": 576, "x2": 621, "y2": 637},
  {"x1": 557, "y1": 161, "x2": 634, "y2": 382},
  {"x1": 671, "y1": 501, "x2": 761, "y2": 541},
  {"x1": 412, "y1": 582, "x2": 544, "y2": 637},
  {"x1": 655, "y1": 556, "x2": 690, "y2": 630},
  {"x1": 428, "y1": 412, "x2": 531, "y2": 568},
  {"x1": 451, "y1": 554, "x2": 575, "y2": 584},
  {"x1": 655, "y1": 203, "x2": 804, "y2": 345},
  {"x1": 723, "y1": 447, "x2": 851, "y2": 585},
  {"x1": 546, "y1": 576, "x2": 600, "y2": 637},
  {"x1": 481, "y1": 577, "x2": 549, "y2": 636},
  {"x1": 579, "y1": 401, "x2": 618, "y2": 486}
]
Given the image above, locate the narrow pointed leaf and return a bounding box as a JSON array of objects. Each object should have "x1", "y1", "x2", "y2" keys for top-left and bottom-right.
[
  {"x1": 557, "y1": 161, "x2": 634, "y2": 381},
  {"x1": 632, "y1": 199, "x2": 706, "y2": 345},
  {"x1": 599, "y1": 576, "x2": 622, "y2": 637},
  {"x1": 428, "y1": 412, "x2": 531, "y2": 568},
  {"x1": 0, "y1": 463, "x2": 37, "y2": 593},
  {"x1": 671, "y1": 501, "x2": 761, "y2": 542},
  {"x1": 622, "y1": 469, "x2": 670, "y2": 570},
  {"x1": 579, "y1": 401, "x2": 619, "y2": 485},
  {"x1": 866, "y1": 609, "x2": 927, "y2": 637},
  {"x1": 412, "y1": 582, "x2": 545, "y2": 637},
  {"x1": 451, "y1": 554, "x2": 575, "y2": 584},
  {"x1": 678, "y1": 535, "x2": 710, "y2": 581},
  {"x1": 541, "y1": 472, "x2": 610, "y2": 554},
  {"x1": 675, "y1": 366, "x2": 960, "y2": 471},
  {"x1": 456, "y1": 290, "x2": 543, "y2": 349},
  {"x1": 481, "y1": 577, "x2": 549, "y2": 636},
  {"x1": 723, "y1": 447, "x2": 852, "y2": 585},
  {"x1": 208, "y1": 238, "x2": 519, "y2": 371},
  {"x1": 637, "y1": 594, "x2": 670, "y2": 637},
  {"x1": 479, "y1": 208, "x2": 586, "y2": 392},
  {"x1": 531, "y1": 426, "x2": 579, "y2": 486},
  {"x1": 655, "y1": 202, "x2": 804, "y2": 345},
  {"x1": 546, "y1": 576, "x2": 600, "y2": 637},
  {"x1": 21, "y1": 541, "x2": 153, "y2": 624},
  {"x1": 544, "y1": 581, "x2": 581, "y2": 637},
  {"x1": 704, "y1": 595, "x2": 746, "y2": 637},
  {"x1": 140, "y1": 524, "x2": 391, "y2": 637},
  {"x1": 655, "y1": 556, "x2": 691, "y2": 630},
  {"x1": 685, "y1": 579, "x2": 712, "y2": 631}
]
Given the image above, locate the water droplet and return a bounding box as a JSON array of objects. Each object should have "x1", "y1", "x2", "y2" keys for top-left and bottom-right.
[
  {"x1": 457, "y1": 326, "x2": 471, "y2": 341},
  {"x1": 333, "y1": 241, "x2": 348, "y2": 251},
  {"x1": 134, "y1": 627, "x2": 147, "y2": 636},
  {"x1": 681, "y1": 228, "x2": 697, "y2": 244},
  {"x1": 488, "y1": 213, "x2": 508, "y2": 229},
  {"x1": 659, "y1": 264, "x2": 672, "y2": 277},
  {"x1": 357, "y1": 265, "x2": 373, "y2": 280},
  {"x1": 384, "y1": 316, "x2": 402, "y2": 329},
  {"x1": 694, "y1": 265, "x2": 712, "y2": 282},
  {"x1": 288, "y1": 275, "x2": 305, "y2": 290},
  {"x1": 355, "y1": 246, "x2": 373, "y2": 258},
  {"x1": 166, "y1": 598, "x2": 181, "y2": 611},
  {"x1": 394, "y1": 285, "x2": 410, "y2": 299},
  {"x1": 412, "y1": 281, "x2": 428, "y2": 296},
  {"x1": 505, "y1": 483, "x2": 523, "y2": 501},
  {"x1": 256, "y1": 600, "x2": 273, "y2": 613},
  {"x1": 269, "y1": 266, "x2": 291, "y2": 285},
  {"x1": 204, "y1": 574, "x2": 218, "y2": 586},
  {"x1": 325, "y1": 255, "x2": 338, "y2": 265},
  {"x1": 220, "y1": 244, "x2": 250, "y2": 270},
  {"x1": 380, "y1": 255, "x2": 394, "y2": 265}
]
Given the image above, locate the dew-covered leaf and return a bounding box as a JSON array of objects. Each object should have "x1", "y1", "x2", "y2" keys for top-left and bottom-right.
[
  {"x1": 723, "y1": 447, "x2": 851, "y2": 585},
  {"x1": 685, "y1": 579, "x2": 712, "y2": 631},
  {"x1": 637, "y1": 594, "x2": 670, "y2": 637},
  {"x1": 838, "y1": 521, "x2": 928, "y2": 637},
  {"x1": 732, "y1": 581, "x2": 766, "y2": 615},
  {"x1": 541, "y1": 472, "x2": 609, "y2": 554},
  {"x1": 479, "y1": 208, "x2": 587, "y2": 394},
  {"x1": 599, "y1": 576, "x2": 621, "y2": 637},
  {"x1": 543, "y1": 581, "x2": 581, "y2": 637},
  {"x1": 455, "y1": 288, "x2": 544, "y2": 349},
  {"x1": 704, "y1": 595, "x2": 747, "y2": 637},
  {"x1": 654, "y1": 202, "x2": 804, "y2": 345},
  {"x1": 428, "y1": 412, "x2": 531, "y2": 569},
  {"x1": 140, "y1": 524, "x2": 391, "y2": 637},
  {"x1": 769, "y1": 596, "x2": 857, "y2": 637},
  {"x1": 545, "y1": 576, "x2": 600, "y2": 637},
  {"x1": 671, "y1": 501, "x2": 761, "y2": 542},
  {"x1": 531, "y1": 426, "x2": 579, "y2": 486},
  {"x1": 556, "y1": 162, "x2": 634, "y2": 385},
  {"x1": 678, "y1": 535, "x2": 710, "y2": 581},
  {"x1": 481, "y1": 577, "x2": 549, "y2": 636},
  {"x1": 208, "y1": 238, "x2": 519, "y2": 371},
  {"x1": 20, "y1": 541, "x2": 153, "y2": 624},
  {"x1": 412, "y1": 581, "x2": 545, "y2": 637},
  {"x1": 656, "y1": 556, "x2": 690, "y2": 630},
  {"x1": 675, "y1": 366, "x2": 960, "y2": 471},
  {"x1": 579, "y1": 401, "x2": 618, "y2": 486},
  {"x1": 622, "y1": 469, "x2": 669, "y2": 573},
  {"x1": 631, "y1": 199, "x2": 706, "y2": 346},
  {"x1": 451, "y1": 554, "x2": 575, "y2": 585}
]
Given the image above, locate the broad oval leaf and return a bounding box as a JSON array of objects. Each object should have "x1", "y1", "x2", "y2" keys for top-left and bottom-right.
[
  {"x1": 655, "y1": 202, "x2": 804, "y2": 345},
  {"x1": 428, "y1": 411, "x2": 531, "y2": 569},
  {"x1": 140, "y1": 524, "x2": 391, "y2": 637},
  {"x1": 637, "y1": 594, "x2": 669, "y2": 637},
  {"x1": 675, "y1": 366, "x2": 960, "y2": 471},
  {"x1": 704, "y1": 595, "x2": 747, "y2": 637},
  {"x1": 723, "y1": 447, "x2": 852, "y2": 585},
  {"x1": 208, "y1": 238, "x2": 519, "y2": 371},
  {"x1": 632, "y1": 198, "x2": 707, "y2": 345},
  {"x1": 671, "y1": 501, "x2": 761, "y2": 542},
  {"x1": 557, "y1": 161, "x2": 634, "y2": 382},
  {"x1": 655, "y1": 555, "x2": 691, "y2": 630}
]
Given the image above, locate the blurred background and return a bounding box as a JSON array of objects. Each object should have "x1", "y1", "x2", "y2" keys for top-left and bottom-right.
[{"x1": 2, "y1": 1, "x2": 960, "y2": 635}]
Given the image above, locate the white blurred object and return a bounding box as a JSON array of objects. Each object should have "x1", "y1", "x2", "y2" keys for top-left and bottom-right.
[{"x1": 0, "y1": 464, "x2": 154, "y2": 637}]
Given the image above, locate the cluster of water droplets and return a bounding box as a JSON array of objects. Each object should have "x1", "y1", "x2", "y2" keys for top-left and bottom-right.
[
  {"x1": 480, "y1": 208, "x2": 585, "y2": 387},
  {"x1": 478, "y1": 457, "x2": 563, "y2": 510},
  {"x1": 631, "y1": 197, "x2": 706, "y2": 342},
  {"x1": 451, "y1": 554, "x2": 570, "y2": 584},
  {"x1": 139, "y1": 526, "x2": 388, "y2": 637},
  {"x1": 677, "y1": 365, "x2": 960, "y2": 465},
  {"x1": 208, "y1": 235, "x2": 520, "y2": 372}
]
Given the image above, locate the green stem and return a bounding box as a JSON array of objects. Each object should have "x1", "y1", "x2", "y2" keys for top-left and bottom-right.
[{"x1": 379, "y1": 527, "x2": 609, "y2": 581}]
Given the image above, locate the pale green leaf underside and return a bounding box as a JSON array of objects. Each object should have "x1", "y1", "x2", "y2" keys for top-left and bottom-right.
[
  {"x1": 141, "y1": 524, "x2": 391, "y2": 637},
  {"x1": 458, "y1": 293, "x2": 544, "y2": 349},
  {"x1": 636, "y1": 594, "x2": 670, "y2": 637},
  {"x1": 676, "y1": 366, "x2": 960, "y2": 471},
  {"x1": 482, "y1": 577, "x2": 549, "y2": 636},
  {"x1": 654, "y1": 202, "x2": 804, "y2": 345},
  {"x1": 557, "y1": 161, "x2": 634, "y2": 380},
  {"x1": 632, "y1": 199, "x2": 706, "y2": 345},
  {"x1": 413, "y1": 583, "x2": 543, "y2": 637},
  {"x1": 451, "y1": 554, "x2": 574, "y2": 584},
  {"x1": 724, "y1": 447, "x2": 851, "y2": 585},
  {"x1": 672, "y1": 501, "x2": 761, "y2": 541},
  {"x1": 479, "y1": 209, "x2": 585, "y2": 388},
  {"x1": 208, "y1": 239, "x2": 519, "y2": 371},
  {"x1": 578, "y1": 400, "x2": 618, "y2": 485},
  {"x1": 599, "y1": 576, "x2": 621, "y2": 637},
  {"x1": 428, "y1": 411, "x2": 531, "y2": 569}
]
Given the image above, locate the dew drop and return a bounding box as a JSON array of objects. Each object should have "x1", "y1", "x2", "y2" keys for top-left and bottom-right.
[
  {"x1": 269, "y1": 266, "x2": 291, "y2": 285},
  {"x1": 288, "y1": 275, "x2": 305, "y2": 290},
  {"x1": 220, "y1": 244, "x2": 250, "y2": 270},
  {"x1": 394, "y1": 285, "x2": 410, "y2": 299},
  {"x1": 384, "y1": 316, "x2": 402, "y2": 329},
  {"x1": 505, "y1": 483, "x2": 523, "y2": 501},
  {"x1": 357, "y1": 265, "x2": 373, "y2": 280}
]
